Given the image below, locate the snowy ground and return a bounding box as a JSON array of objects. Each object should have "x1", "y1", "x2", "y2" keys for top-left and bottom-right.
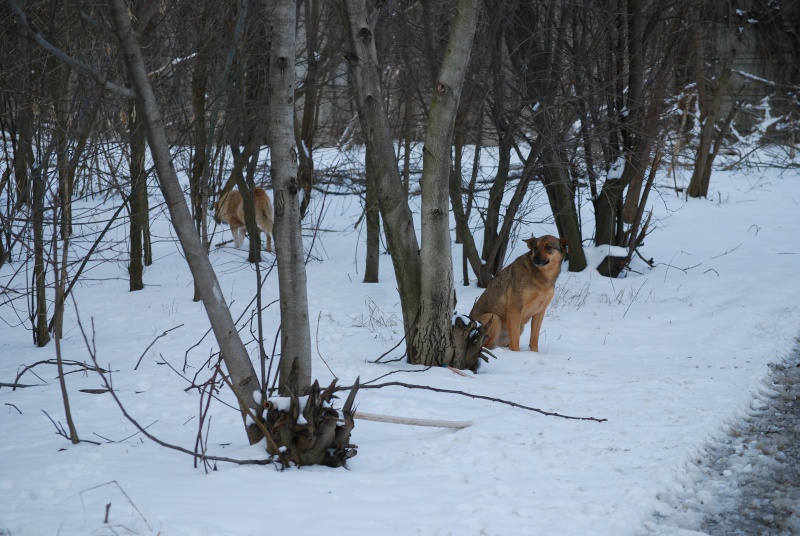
[{"x1": 1, "y1": 147, "x2": 799, "y2": 536}]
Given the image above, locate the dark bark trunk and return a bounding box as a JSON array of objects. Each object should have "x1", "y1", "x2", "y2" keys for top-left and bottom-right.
[
  {"x1": 244, "y1": 141, "x2": 263, "y2": 263},
  {"x1": 32, "y1": 163, "x2": 50, "y2": 347},
  {"x1": 449, "y1": 143, "x2": 492, "y2": 288},
  {"x1": 363, "y1": 148, "x2": 380, "y2": 283},
  {"x1": 297, "y1": 0, "x2": 320, "y2": 218},
  {"x1": 687, "y1": 20, "x2": 735, "y2": 200},
  {"x1": 228, "y1": 141, "x2": 262, "y2": 263},
  {"x1": 190, "y1": 50, "x2": 209, "y2": 248},
  {"x1": 481, "y1": 135, "x2": 512, "y2": 266},
  {"x1": 13, "y1": 33, "x2": 33, "y2": 208},
  {"x1": 540, "y1": 144, "x2": 587, "y2": 272},
  {"x1": 129, "y1": 102, "x2": 147, "y2": 291}
]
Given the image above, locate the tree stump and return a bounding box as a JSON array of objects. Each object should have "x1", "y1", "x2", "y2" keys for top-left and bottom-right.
[
  {"x1": 449, "y1": 315, "x2": 494, "y2": 372},
  {"x1": 263, "y1": 365, "x2": 359, "y2": 468}
]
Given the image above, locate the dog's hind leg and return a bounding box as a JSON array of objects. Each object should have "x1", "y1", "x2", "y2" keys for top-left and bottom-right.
[
  {"x1": 264, "y1": 230, "x2": 273, "y2": 252},
  {"x1": 232, "y1": 225, "x2": 245, "y2": 249}
]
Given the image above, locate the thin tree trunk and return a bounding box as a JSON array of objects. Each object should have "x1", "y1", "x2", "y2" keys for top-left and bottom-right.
[
  {"x1": 244, "y1": 139, "x2": 263, "y2": 263},
  {"x1": 401, "y1": 72, "x2": 413, "y2": 197},
  {"x1": 13, "y1": 31, "x2": 33, "y2": 208},
  {"x1": 32, "y1": 161, "x2": 50, "y2": 348},
  {"x1": 129, "y1": 101, "x2": 146, "y2": 291},
  {"x1": 449, "y1": 140, "x2": 492, "y2": 287},
  {"x1": 108, "y1": 0, "x2": 263, "y2": 444},
  {"x1": 297, "y1": 0, "x2": 320, "y2": 218},
  {"x1": 622, "y1": 0, "x2": 645, "y2": 224},
  {"x1": 540, "y1": 143, "x2": 587, "y2": 272},
  {"x1": 228, "y1": 140, "x2": 262, "y2": 263},
  {"x1": 53, "y1": 191, "x2": 78, "y2": 443},
  {"x1": 688, "y1": 52, "x2": 735, "y2": 199},
  {"x1": 0, "y1": 168, "x2": 7, "y2": 267},
  {"x1": 190, "y1": 49, "x2": 209, "y2": 248},
  {"x1": 481, "y1": 136, "x2": 511, "y2": 265},
  {"x1": 363, "y1": 147, "x2": 380, "y2": 283},
  {"x1": 268, "y1": 0, "x2": 312, "y2": 396}
]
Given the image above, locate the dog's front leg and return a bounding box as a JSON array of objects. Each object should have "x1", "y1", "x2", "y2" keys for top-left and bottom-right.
[{"x1": 529, "y1": 311, "x2": 545, "y2": 352}]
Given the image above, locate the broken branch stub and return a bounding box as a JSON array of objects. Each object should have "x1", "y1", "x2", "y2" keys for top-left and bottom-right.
[{"x1": 449, "y1": 315, "x2": 493, "y2": 371}]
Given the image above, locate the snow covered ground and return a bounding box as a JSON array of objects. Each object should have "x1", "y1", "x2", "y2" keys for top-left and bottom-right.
[{"x1": 1, "y1": 147, "x2": 799, "y2": 535}]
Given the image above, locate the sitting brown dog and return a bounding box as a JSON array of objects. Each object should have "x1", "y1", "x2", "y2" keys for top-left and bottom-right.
[
  {"x1": 469, "y1": 235, "x2": 568, "y2": 352},
  {"x1": 213, "y1": 188, "x2": 274, "y2": 252}
]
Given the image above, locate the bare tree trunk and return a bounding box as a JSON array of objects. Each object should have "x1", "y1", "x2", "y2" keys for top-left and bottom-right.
[
  {"x1": 687, "y1": 49, "x2": 736, "y2": 199},
  {"x1": 190, "y1": 47, "x2": 209, "y2": 248},
  {"x1": 129, "y1": 101, "x2": 147, "y2": 291},
  {"x1": 32, "y1": 161, "x2": 50, "y2": 348},
  {"x1": 363, "y1": 147, "x2": 380, "y2": 283},
  {"x1": 540, "y1": 143, "x2": 587, "y2": 272},
  {"x1": 401, "y1": 71, "x2": 414, "y2": 197},
  {"x1": 268, "y1": 0, "x2": 312, "y2": 396},
  {"x1": 0, "y1": 169, "x2": 8, "y2": 267},
  {"x1": 53, "y1": 190, "x2": 78, "y2": 443},
  {"x1": 244, "y1": 140, "x2": 263, "y2": 263},
  {"x1": 409, "y1": 0, "x2": 478, "y2": 366},
  {"x1": 297, "y1": 0, "x2": 320, "y2": 218},
  {"x1": 13, "y1": 29, "x2": 33, "y2": 208},
  {"x1": 227, "y1": 141, "x2": 262, "y2": 263},
  {"x1": 108, "y1": 0, "x2": 263, "y2": 444},
  {"x1": 449, "y1": 132, "x2": 492, "y2": 287}
]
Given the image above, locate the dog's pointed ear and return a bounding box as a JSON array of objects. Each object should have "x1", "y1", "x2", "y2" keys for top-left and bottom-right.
[
  {"x1": 560, "y1": 237, "x2": 569, "y2": 254},
  {"x1": 523, "y1": 236, "x2": 537, "y2": 249}
]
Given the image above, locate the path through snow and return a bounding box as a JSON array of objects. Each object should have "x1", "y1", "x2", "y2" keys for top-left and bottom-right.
[{"x1": 645, "y1": 343, "x2": 800, "y2": 535}]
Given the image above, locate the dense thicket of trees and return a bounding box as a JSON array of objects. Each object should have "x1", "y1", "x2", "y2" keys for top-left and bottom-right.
[{"x1": 1, "y1": 0, "x2": 797, "y2": 441}]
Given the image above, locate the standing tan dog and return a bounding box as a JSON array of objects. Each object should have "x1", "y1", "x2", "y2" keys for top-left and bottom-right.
[
  {"x1": 470, "y1": 235, "x2": 568, "y2": 352},
  {"x1": 213, "y1": 188, "x2": 274, "y2": 252}
]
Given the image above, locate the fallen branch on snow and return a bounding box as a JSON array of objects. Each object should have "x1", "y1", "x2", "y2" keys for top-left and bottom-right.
[
  {"x1": 345, "y1": 381, "x2": 607, "y2": 423},
  {"x1": 354, "y1": 411, "x2": 472, "y2": 429}
]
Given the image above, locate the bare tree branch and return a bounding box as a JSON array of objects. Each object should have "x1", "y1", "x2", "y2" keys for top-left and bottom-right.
[
  {"x1": 73, "y1": 305, "x2": 275, "y2": 467},
  {"x1": 7, "y1": 0, "x2": 136, "y2": 99},
  {"x1": 348, "y1": 381, "x2": 608, "y2": 423}
]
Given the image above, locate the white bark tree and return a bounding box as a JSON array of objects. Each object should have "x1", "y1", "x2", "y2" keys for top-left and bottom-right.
[{"x1": 268, "y1": 0, "x2": 313, "y2": 395}]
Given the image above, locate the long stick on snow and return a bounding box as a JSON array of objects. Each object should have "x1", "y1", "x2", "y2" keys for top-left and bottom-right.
[{"x1": 353, "y1": 411, "x2": 472, "y2": 429}]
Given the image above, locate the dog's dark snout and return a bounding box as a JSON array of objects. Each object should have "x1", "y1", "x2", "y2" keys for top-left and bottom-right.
[{"x1": 533, "y1": 251, "x2": 550, "y2": 266}]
